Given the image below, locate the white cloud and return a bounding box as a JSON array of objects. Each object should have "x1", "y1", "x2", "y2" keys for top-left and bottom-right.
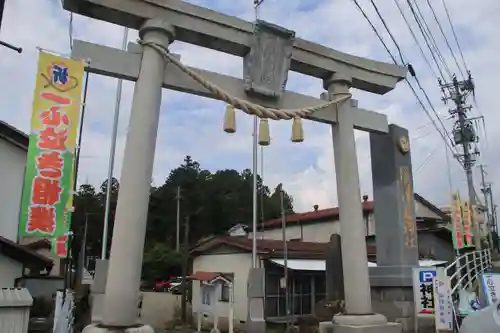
[{"x1": 0, "y1": 0, "x2": 498, "y2": 214}]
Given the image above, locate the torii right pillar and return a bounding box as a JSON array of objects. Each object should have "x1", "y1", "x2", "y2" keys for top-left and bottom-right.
[{"x1": 325, "y1": 73, "x2": 402, "y2": 333}]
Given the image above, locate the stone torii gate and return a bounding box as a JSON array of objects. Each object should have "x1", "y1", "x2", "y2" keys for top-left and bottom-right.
[{"x1": 64, "y1": 1, "x2": 407, "y2": 332}]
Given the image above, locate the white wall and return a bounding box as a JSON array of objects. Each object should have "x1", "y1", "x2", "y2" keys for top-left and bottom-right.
[
  {"x1": 250, "y1": 214, "x2": 374, "y2": 242},
  {"x1": 0, "y1": 138, "x2": 26, "y2": 242},
  {"x1": 192, "y1": 252, "x2": 253, "y2": 323},
  {"x1": 0, "y1": 254, "x2": 23, "y2": 287}
]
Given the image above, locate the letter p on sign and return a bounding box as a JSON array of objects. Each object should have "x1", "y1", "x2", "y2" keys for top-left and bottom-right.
[{"x1": 419, "y1": 270, "x2": 436, "y2": 283}]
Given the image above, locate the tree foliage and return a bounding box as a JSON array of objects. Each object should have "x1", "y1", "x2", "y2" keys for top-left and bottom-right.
[{"x1": 70, "y1": 156, "x2": 294, "y2": 284}]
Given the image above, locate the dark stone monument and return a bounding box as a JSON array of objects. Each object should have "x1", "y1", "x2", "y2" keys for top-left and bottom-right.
[
  {"x1": 368, "y1": 124, "x2": 420, "y2": 332},
  {"x1": 325, "y1": 234, "x2": 345, "y2": 312},
  {"x1": 369, "y1": 123, "x2": 419, "y2": 284},
  {"x1": 315, "y1": 234, "x2": 345, "y2": 323}
]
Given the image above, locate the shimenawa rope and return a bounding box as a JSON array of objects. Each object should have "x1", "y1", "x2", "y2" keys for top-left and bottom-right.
[{"x1": 137, "y1": 39, "x2": 351, "y2": 121}]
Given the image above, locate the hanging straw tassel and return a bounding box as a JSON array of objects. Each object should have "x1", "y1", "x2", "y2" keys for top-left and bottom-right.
[
  {"x1": 223, "y1": 104, "x2": 236, "y2": 133},
  {"x1": 258, "y1": 118, "x2": 271, "y2": 146},
  {"x1": 291, "y1": 116, "x2": 304, "y2": 143}
]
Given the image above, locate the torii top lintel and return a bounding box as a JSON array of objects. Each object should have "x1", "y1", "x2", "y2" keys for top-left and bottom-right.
[{"x1": 63, "y1": 0, "x2": 407, "y2": 95}]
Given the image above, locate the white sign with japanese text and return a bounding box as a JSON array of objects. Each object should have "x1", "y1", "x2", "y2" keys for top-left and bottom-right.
[
  {"x1": 412, "y1": 267, "x2": 437, "y2": 317},
  {"x1": 433, "y1": 268, "x2": 453, "y2": 332},
  {"x1": 481, "y1": 273, "x2": 500, "y2": 306}
]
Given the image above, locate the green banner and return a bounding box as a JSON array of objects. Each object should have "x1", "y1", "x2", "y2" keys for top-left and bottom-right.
[
  {"x1": 18, "y1": 51, "x2": 84, "y2": 240},
  {"x1": 19, "y1": 138, "x2": 75, "y2": 237}
]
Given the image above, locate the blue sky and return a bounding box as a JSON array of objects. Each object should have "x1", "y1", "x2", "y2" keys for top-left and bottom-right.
[{"x1": 0, "y1": 0, "x2": 498, "y2": 212}]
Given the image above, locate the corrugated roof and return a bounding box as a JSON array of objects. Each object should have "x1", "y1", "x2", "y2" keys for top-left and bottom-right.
[{"x1": 0, "y1": 288, "x2": 33, "y2": 307}]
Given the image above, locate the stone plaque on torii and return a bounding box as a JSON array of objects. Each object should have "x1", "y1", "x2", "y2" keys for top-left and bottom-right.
[{"x1": 63, "y1": 1, "x2": 408, "y2": 332}]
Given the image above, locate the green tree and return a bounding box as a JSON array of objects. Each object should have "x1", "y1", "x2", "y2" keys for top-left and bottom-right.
[{"x1": 71, "y1": 155, "x2": 294, "y2": 283}]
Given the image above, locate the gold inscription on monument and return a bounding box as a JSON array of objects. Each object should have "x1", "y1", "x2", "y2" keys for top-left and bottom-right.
[
  {"x1": 398, "y1": 136, "x2": 410, "y2": 155},
  {"x1": 401, "y1": 166, "x2": 417, "y2": 248}
]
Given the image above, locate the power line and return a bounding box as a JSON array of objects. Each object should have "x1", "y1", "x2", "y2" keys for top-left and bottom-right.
[
  {"x1": 392, "y1": 0, "x2": 439, "y2": 80},
  {"x1": 415, "y1": 142, "x2": 441, "y2": 174},
  {"x1": 351, "y1": 0, "x2": 488, "y2": 209},
  {"x1": 425, "y1": 0, "x2": 465, "y2": 78},
  {"x1": 440, "y1": 0, "x2": 468, "y2": 71},
  {"x1": 407, "y1": 0, "x2": 453, "y2": 79},
  {"x1": 369, "y1": 0, "x2": 405, "y2": 64},
  {"x1": 351, "y1": 0, "x2": 463, "y2": 170},
  {"x1": 357, "y1": 0, "x2": 457, "y2": 157},
  {"x1": 351, "y1": 0, "x2": 398, "y2": 64},
  {"x1": 410, "y1": 0, "x2": 453, "y2": 76}
]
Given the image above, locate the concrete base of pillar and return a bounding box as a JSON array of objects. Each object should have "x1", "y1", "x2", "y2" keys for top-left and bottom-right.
[
  {"x1": 245, "y1": 319, "x2": 266, "y2": 333},
  {"x1": 82, "y1": 324, "x2": 154, "y2": 333},
  {"x1": 332, "y1": 314, "x2": 402, "y2": 333}
]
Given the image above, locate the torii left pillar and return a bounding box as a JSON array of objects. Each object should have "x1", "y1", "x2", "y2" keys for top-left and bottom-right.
[{"x1": 83, "y1": 18, "x2": 174, "y2": 333}]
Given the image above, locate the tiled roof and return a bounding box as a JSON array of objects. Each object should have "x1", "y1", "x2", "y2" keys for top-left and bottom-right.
[
  {"x1": 0, "y1": 120, "x2": 29, "y2": 151},
  {"x1": 261, "y1": 201, "x2": 374, "y2": 229},
  {"x1": 22, "y1": 238, "x2": 52, "y2": 250},
  {"x1": 260, "y1": 193, "x2": 448, "y2": 229},
  {"x1": 0, "y1": 236, "x2": 53, "y2": 269},
  {"x1": 189, "y1": 271, "x2": 234, "y2": 283},
  {"x1": 189, "y1": 271, "x2": 220, "y2": 281},
  {"x1": 190, "y1": 235, "x2": 377, "y2": 258}
]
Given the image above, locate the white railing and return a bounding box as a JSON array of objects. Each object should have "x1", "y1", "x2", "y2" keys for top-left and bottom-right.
[{"x1": 445, "y1": 249, "x2": 492, "y2": 299}]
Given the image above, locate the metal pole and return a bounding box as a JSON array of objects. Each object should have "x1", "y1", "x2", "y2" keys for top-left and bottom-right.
[
  {"x1": 181, "y1": 215, "x2": 190, "y2": 325},
  {"x1": 73, "y1": 70, "x2": 91, "y2": 192},
  {"x1": 260, "y1": 146, "x2": 265, "y2": 222},
  {"x1": 280, "y1": 185, "x2": 289, "y2": 328},
  {"x1": 252, "y1": 115, "x2": 258, "y2": 267},
  {"x1": 62, "y1": 68, "x2": 90, "y2": 299},
  {"x1": 76, "y1": 213, "x2": 89, "y2": 286},
  {"x1": 101, "y1": 27, "x2": 128, "y2": 260},
  {"x1": 176, "y1": 186, "x2": 181, "y2": 252}
]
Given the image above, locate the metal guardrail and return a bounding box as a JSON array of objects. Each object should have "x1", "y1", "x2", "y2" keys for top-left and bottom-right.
[{"x1": 445, "y1": 249, "x2": 492, "y2": 299}]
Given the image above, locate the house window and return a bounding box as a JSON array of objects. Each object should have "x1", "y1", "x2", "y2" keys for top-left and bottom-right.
[
  {"x1": 202, "y1": 286, "x2": 211, "y2": 305},
  {"x1": 220, "y1": 283, "x2": 230, "y2": 302}
]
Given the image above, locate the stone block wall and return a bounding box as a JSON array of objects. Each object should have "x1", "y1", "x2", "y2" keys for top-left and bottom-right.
[{"x1": 370, "y1": 286, "x2": 434, "y2": 333}]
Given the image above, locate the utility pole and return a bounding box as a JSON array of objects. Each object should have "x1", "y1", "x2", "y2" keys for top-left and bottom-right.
[
  {"x1": 439, "y1": 73, "x2": 482, "y2": 248},
  {"x1": 175, "y1": 186, "x2": 182, "y2": 252},
  {"x1": 479, "y1": 165, "x2": 494, "y2": 249}
]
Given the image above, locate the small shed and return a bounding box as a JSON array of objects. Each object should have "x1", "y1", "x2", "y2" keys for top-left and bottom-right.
[
  {"x1": 0, "y1": 288, "x2": 33, "y2": 333},
  {"x1": 190, "y1": 271, "x2": 234, "y2": 333}
]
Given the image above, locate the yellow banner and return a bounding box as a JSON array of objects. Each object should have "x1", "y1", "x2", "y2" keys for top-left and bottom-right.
[
  {"x1": 462, "y1": 201, "x2": 474, "y2": 247},
  {"x1": 451, "y1": 193, "x2": 465, "y2": 250},
  {"x1": 19, "y1": 51, "x2": 84, "y2": 242},
  {"x1": 30, "y1": 51, "x2": 82, "y2": 147}
]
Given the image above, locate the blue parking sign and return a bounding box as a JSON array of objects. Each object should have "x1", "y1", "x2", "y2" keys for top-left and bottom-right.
[{"x1": 419, "y1": 270, "x2": 436, "y2": 283}]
